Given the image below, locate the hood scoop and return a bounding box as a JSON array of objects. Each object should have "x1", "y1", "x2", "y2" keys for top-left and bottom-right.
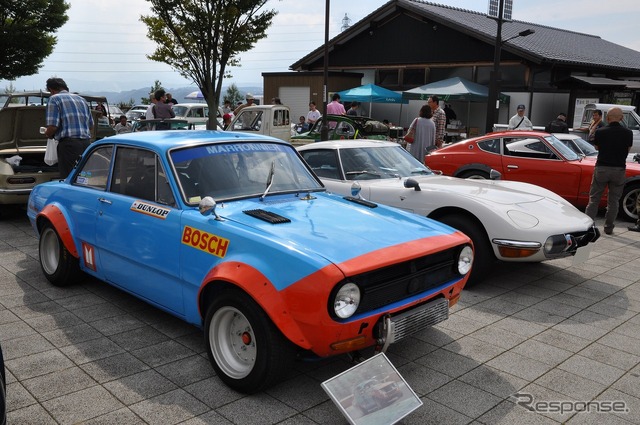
[{"x1": 243, "y1": 209, "x2": 291, "y2": 224}]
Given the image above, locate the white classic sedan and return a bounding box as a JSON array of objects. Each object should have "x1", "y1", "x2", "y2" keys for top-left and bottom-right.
[{"x1": 298, "y1": 140, "x2": 600, "y2": 285}]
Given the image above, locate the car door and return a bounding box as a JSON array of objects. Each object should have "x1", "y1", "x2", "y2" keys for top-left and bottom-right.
[
  {"x1": 500, "y1": 136, "x2": 583, "y2": 203},
  {"x1": 93, "y1": 146, "x2": 184, "y2": 314}
]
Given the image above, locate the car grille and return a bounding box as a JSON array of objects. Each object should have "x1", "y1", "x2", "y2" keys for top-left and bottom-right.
[
  {"x1": 571, "y1": 226, "x2": 600, "y2": 248},
  {"x1": 378, "y1": 297, "x2": 450, "y2": 343},
  {"x1": 341, "y1": 246, "x2": 461, "y2": 316}
]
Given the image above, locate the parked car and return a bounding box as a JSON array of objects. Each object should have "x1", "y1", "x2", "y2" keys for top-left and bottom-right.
[
  {"x1": 131, "y1": 118, "x2": 190, "y2": 132},
  {"x1": 353, "y1": 378, "x2": 403, "y2": 415},
  {"x1": 125, "y1": 105, "x2": 149, "y2": 122},
  {"x1": 290, "y1": 115, "x2": 390, "y2": 145},
  {"x1": 228, "y1": 105, "x2": 291, "y2": 141},
  {"x1": 553, "y1": 133, "x2": 639, "y2": 163},
  {"x1": 172, "y1": 103, "x2": 223, "y2": 127},
  {"x1": 0, "y1": 91, "x2": 110, "y2": 206},
  {"x1": 27, "y1": 130, "x2": 473, "y2": 393},
  {"x1": 426, "y1": 130, "x2": 640, "y2": 221},
  {"x1": 106, "y1": 105, "x2": 125, "y2": 123},
  {"x1": 298, "y1": 140, "x2": 599, "y2": 285}
]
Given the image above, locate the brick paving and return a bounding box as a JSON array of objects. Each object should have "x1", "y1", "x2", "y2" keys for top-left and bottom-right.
[{"x1": 1, "y1": 205, "x2": 639, "y2": 424}]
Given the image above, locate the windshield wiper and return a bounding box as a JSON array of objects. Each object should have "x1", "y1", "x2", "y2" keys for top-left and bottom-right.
[
  {"x1": 345, "y1": 170, "x2": 381, "y2": 177},
  {"x1": 260, "y1": 160, "x2": 275, "y2": 201}
]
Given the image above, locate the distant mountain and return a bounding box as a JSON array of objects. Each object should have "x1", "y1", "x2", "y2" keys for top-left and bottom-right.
[{"x1": 82, "y1": 86, "x2": 264, "y2": 106}]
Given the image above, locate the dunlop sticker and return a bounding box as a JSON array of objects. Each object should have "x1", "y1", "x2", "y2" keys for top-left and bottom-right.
[
  {"x1": 130, "y1": 201, "x2": 170, "y2": 219},
  {"x1": 182, "y1": 226, "x2": 230, "y2": 258}
]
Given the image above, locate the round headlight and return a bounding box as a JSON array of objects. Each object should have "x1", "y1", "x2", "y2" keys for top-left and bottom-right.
[
  {"x1": 457, "y1": 245, "x2": 474, "y2": 275},
  {"x1": 334, "y1": 283, "x2": 361, "y2": 319}
]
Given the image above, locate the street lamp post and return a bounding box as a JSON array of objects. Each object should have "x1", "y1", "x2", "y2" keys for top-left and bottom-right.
[
  {"x1": 485, "y1": 1, "x2": 534, "y2": 133},
  {"x1": 320, "y1": 0, "x2": 330, "y2": 141}
]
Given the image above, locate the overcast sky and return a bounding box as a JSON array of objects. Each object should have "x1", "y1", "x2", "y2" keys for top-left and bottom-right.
[{"x1": 4, "y1": 0, "x2": 640, "y2": 92}]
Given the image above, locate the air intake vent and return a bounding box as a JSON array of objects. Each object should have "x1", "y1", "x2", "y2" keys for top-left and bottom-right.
[{"x1": 243, "y1": 209, "x2": 291, "y2": 224}]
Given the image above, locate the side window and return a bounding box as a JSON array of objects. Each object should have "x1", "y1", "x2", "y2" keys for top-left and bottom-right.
[
  {"x1": 110, "y1": 147, "x2": 176, "y2": 206},
  {"x1": 301, "y1": 150, "x2": 340, "y2": 179},
  {"x1": 477, "y1": 139, "x2": 500, "y2": 154},
  {"x1": 74, "y1": 146, "x2": 113, "y2": 190},
  {"x1": 623, "y1": 112, "x2": 640, "y2": 130}
]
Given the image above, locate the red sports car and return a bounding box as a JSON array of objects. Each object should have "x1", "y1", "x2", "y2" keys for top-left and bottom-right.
[{"x1": 425, "y1": 131, "x2": 640, "y2": 221}]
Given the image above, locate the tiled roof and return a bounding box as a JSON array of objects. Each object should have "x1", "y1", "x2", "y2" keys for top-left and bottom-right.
[
  {"x1": 291, "y1": 0, "x2": 640, "y2": 73},
  {"x1": 401, "y1": 0, "x2": 640, "y2": 71}
]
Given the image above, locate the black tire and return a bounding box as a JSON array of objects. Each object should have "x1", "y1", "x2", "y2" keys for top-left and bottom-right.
[
  {"x1": 38, "y1": 222, "x2": 82, "y2": 286},
  {"x1": 458, "y1": 170, "x2": 490, "y2": 179},
  {"x1": 204, "y1": 288, "x2": 294, "y2": 393},
  {"x1": 437, "y1": 214, "x2": 495, "y2": 286},
  {"x1": 0, "y1": 344, "x2": 5, "y2": 425},
  {"x1": 619, "y1": 183, "x2": 640, "y2": 222}
]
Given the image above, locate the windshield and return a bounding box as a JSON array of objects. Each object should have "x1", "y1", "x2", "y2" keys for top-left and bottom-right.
[
  {"x1": 170, "y1": 142, "x2": 323, "y2": 204},
  {"x1": 567, "y1": 136, "x2": 597, "y2": 156},
  {"x1": 544, "y1": 135, "x2": 580, "y2": 161},
  {"x1": 340, "y1": 146, "x2": 433, "y2": 180}
]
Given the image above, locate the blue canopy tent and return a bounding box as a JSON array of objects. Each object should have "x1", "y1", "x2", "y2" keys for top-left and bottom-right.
[{"x1": 336, "y1": 84, "x2": 407, "y2": 120}]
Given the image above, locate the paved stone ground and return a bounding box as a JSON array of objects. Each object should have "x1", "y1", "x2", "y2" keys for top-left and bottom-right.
[{"x1": 1, "y1": 205, "x2": 639, "y2": 425}]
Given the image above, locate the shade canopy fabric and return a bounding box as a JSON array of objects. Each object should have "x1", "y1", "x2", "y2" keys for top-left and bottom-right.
[
  {"x1": 185, "y1": 90, "x2": 204, "y2": 100},
  {"x1": 402, "y1": 77, "x2": 509, "y2": 103},
  {"x1": 336, "y1": 84, "x2": 407, "y2": 104}
]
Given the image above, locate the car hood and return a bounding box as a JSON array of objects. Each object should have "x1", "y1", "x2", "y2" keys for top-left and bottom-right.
[
  {"x1": 215, "y1": 192, "x2": 465, "y2": 265},
  {"x1": 369, "y1": 174, "x2": 550, "y2": 205}
]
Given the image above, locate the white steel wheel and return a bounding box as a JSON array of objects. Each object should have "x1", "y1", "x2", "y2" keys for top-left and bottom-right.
[
  {"x1": 209, "y1": 306, "x2": 256, "y2": 379},
  {"x1": 40, "y1": 226, "x2": 61, "y2": 276},
  {"x1": 38, "y1": 222, "x2": 81, "y2": 286}
]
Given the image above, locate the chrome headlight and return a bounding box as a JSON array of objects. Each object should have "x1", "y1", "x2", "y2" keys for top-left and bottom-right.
[
  {"x1": 457, "y1": 245, "x2": 474, "y2": 275},
  {"x1": 544, "y1": 234, "x2": 572, "y2": 254},
  {"x1": 334, "y1": 282, "x2": 360, "y2": 319}
]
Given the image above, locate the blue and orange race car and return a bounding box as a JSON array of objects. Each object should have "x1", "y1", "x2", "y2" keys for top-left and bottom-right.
[{"x1": 27, "y1": 131, "x2": 473, "y2": 393}]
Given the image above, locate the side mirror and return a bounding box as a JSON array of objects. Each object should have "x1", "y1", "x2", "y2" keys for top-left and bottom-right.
[
  {"x1": 199, "y1": 196, "x2": 223, "y2": 220},
  {"x1": 351, "y1": 181, "x2": 362, "y2": 198},
  {"x1": 404, "y1": 178, "x2": 421, "y2": 191},
  {"x1": 490, "y1": 169, "x2": 502, "y2": 180}
]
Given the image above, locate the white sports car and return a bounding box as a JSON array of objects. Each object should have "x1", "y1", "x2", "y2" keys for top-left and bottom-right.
[{"x1": 298, "y1": 140, "x2": 600, "y2": 285}]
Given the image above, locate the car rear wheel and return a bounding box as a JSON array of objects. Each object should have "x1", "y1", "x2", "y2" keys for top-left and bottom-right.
[
  {"x1": 39, "y1": 223, "x2": 82, "y2": 286},
  {"x1": 620, "y1": 183, "x2": 640, "y2": 222},
  {"x1": 459, "y1": 170, "x2": 489, "y2": 180},
  {"x1": 204, "y1": 288, "x2": 294, "y2": 393},
  {"x1": 437, "y1": 214, "x2": 495, "y2": 286}
]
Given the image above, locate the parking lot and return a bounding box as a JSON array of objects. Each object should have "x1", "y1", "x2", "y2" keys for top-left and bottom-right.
[{"x1": 1, "y1": 205, "x2": 639, "y2": 425}]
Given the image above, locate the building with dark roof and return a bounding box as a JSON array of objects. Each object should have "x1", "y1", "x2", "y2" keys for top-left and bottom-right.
[{"x1": 264, "y1": 0, "x2": 640, "y2": 132}]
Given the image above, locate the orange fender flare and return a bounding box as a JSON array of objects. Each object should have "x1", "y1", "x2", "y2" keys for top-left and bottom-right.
[{"x1": 38, "y1": 204, "x2": 79, "y2": 258}]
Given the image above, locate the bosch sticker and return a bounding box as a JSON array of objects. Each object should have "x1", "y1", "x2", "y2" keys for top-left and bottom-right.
[
  {"x1": 130, "y1": 201, "x2": 170, "y2": 219},
  {"x1": 182, "y1": 226, "x2": 229, "y2": 258}
]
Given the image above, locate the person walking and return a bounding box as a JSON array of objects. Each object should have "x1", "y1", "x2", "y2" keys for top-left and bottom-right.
[
  {"x1": 406, "y1": 105, "x2": 436, "y2": 163},
  {"x1": 44, "y1": 77, "x2": 94, "y2": 178},
  {"x1": 584, "y1": 107, "x2": 633, "y2": 235},
  {"x1": 508, "y1": 104, "x2": 533, "y2": 131}
]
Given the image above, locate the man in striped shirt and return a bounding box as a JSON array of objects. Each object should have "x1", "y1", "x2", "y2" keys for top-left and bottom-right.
[{"x1": 428, "y1": 95, "x2": 446, "y2": 149}]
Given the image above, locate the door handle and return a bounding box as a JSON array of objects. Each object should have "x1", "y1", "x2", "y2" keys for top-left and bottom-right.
[
  {"x1": 506, "y1": 165, "x2": 519, "y2": 169},
  {"x1": 98, "y1": 197, "x2": 112, "y2": 205}
]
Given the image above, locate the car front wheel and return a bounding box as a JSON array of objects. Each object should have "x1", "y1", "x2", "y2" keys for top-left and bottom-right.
[
  {"x1": 39, "y1": 223, "x2": 82, "y2": 286},
  {"x1": 204, "y1": 288, "x2": 294, "y2": 393},
  {"x1": 620, "y1": 183, "x2": 640, "y2": 222},
  {"x1": 459, "y1": 170, "x2": 489, "y2": 179}
]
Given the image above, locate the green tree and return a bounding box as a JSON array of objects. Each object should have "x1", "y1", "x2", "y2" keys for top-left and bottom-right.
[
  {"x1": 0, "y1": 0, "x2": 70, "y2": 80},
  {"x1": 141, "y1": 0, "x2": 277, "y2": 129},
  {"x1": 141, "y1": 80, "x2": 164, "y2": 105},
  {"x1": 224, "y1": 83, "x2": 243, "y2": 108}
]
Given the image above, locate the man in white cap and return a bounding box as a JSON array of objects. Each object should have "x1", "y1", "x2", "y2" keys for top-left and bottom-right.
[
  {"x1": 234, "y1": 93, "x2": 255, "y2": 115},
  {"x1": 508, "y1": 104, "x2": 533, "y2": 130}
]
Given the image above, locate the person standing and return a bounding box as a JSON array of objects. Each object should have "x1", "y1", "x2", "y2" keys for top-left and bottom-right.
[
  {"x1": 306, "y1": 101, "x2": 321, "y2": 128},
  {"x1": 585, "y1": 107, "x2": 633, "y2": 235},
  {"x1": 165, "y1": 93, "x2": 178, "y2": 105},
  {"x1": 44, "y1": 77, "x2": 94, "y2": 178},
  {"x1": 507, "y1": 104, "x2": 533, "y2": 130},
  {"x1": 428, "y1": 95, "x2": 446, "y2": 148},
  {"x1": 114, "y1": 115, "x2": 132, "y2": 134},
  {"x1": 444, "y1": 103, "x2": 457, "y2": 125},
  {"x1": 346, "y1": 101, "x2": 359, "y2": 116},
  {"x1": 544, "y1": 113, "x2": 569, "y2": 133},
  {"x1": 406, "y1": 105, "x2": 436, "y2": 162},
  {"x1": 578, "y1": 109, "x2": 604, "y2": 143},
  {"x1": 233, "y1": 93, "x2": 256, "y2": 115},
  {"x1": 151, "y1": 89, "x2": 175, "y2": 119},
  {"x1": 327, "y1": 93, "x2": 346, "y2": 115}
]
